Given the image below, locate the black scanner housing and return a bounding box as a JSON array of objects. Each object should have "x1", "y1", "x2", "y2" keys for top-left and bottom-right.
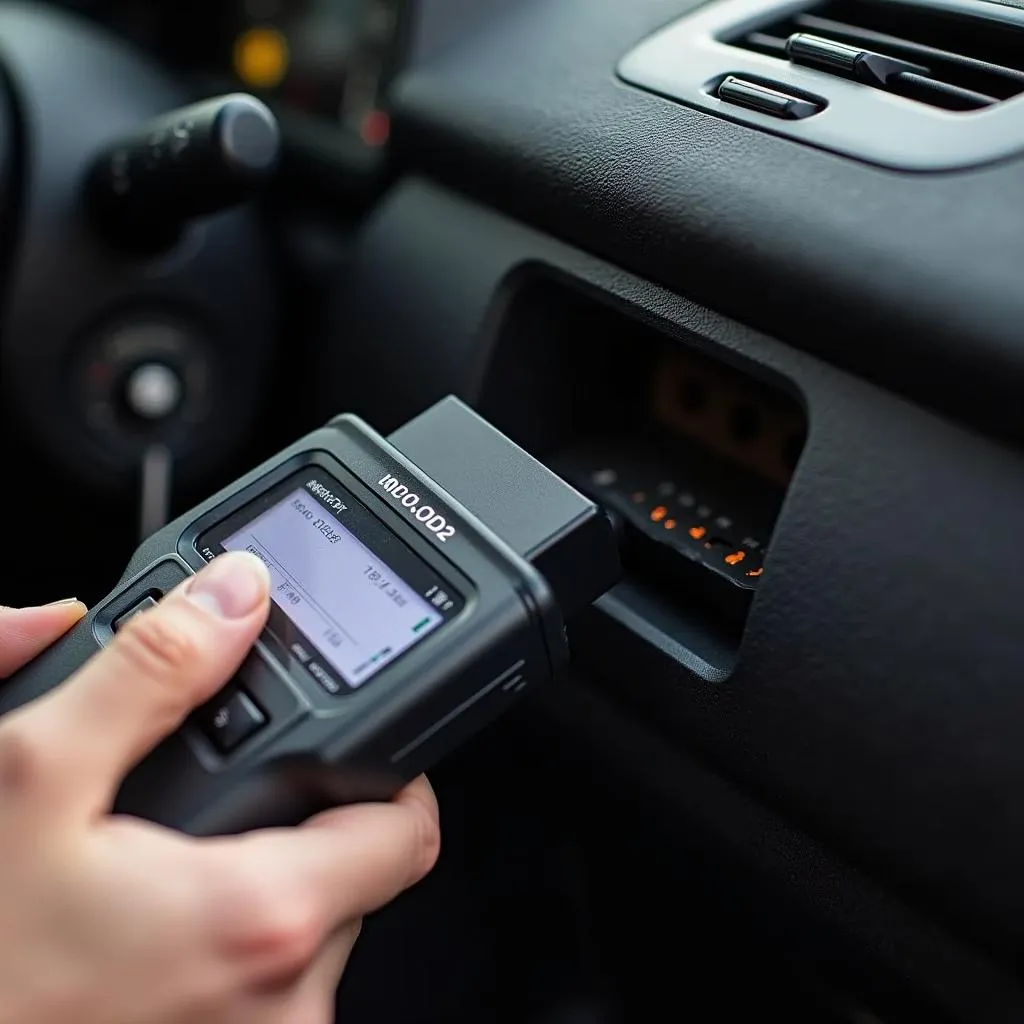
[
  {"x1": 390, "y1": 396, "x2": 615, "y2": 621},
  {"x1": 0, "y1": 397, "x2": 619, "y2": 835}
]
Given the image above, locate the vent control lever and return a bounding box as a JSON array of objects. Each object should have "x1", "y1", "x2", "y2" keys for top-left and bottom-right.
[
  {"x1": 785, "y1": 33, "x2": 928, "y2": 86},
  {"x1": 716, "y1": 76, "x2": 824, "y2": 119}
]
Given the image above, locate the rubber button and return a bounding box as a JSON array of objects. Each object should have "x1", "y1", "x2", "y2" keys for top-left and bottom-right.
[
  {"x1": 112, "y1": 596, "x2": 158, "y2": 632},
  {"x1": 199, "y1": 689, "x2": 267, "y2": 754}
]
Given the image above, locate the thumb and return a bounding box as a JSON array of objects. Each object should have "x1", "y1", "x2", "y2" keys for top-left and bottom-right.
[
  {"x1": 0, "y1": 600, "x2": 87, "y2": 677},
  {"x1": 10, "y1": 551, "x2": 271, "y2": 819}
]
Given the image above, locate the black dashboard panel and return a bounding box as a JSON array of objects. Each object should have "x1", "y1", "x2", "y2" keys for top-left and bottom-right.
[
  {"x1": 320, "y1": 178, "x2": 1024, "y2": 1021},
  {"x1": 391, "y1": 0, "x2": 1024, "y2": 449}
]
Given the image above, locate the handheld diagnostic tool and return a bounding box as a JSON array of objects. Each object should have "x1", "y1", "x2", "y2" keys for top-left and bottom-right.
[{"x1": 0, "y1": 398, "x2": 619, "y2": 835}]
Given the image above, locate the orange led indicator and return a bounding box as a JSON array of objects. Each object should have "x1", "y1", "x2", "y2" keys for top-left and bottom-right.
[
  {"x1": 233, "y1": 26, "x2": 290, "y2": 89},
  {"x1": 664, "y1": 519, "x2": 678, "y2": 530},
  {"x1": 746, "y1": 567, "x2": 764, "y2": 578},
  {"x1": 688, "y1": 525, "x2": 707, "y2": 540},
  {"x1": 650, "y1": 506, "x2": 669, "y2": 523},
  {"x1": 724, "y1": 550, "x2": 747, "y2": 566}
]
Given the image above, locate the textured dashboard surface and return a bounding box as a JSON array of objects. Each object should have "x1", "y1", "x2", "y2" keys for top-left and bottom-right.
[
  {"x1": 325, "y1": 181, "x2": 1024, "y2": 1004},
  {"x1": 393, "y1": 0, "x2": 1024, "y2": 447}
]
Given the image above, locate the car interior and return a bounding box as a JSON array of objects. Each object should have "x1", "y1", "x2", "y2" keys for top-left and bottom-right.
[{"x1": 1, "y1": 0, "x2": 1023, "y2": 1020}]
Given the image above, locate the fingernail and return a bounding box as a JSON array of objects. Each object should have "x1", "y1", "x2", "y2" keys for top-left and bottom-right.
[
  {"x1": 47, "y1": 598, "x2": 81, "y2": 606},
  {"x1": 185, "y1": 552, "x2": 271, "y2": 619}
]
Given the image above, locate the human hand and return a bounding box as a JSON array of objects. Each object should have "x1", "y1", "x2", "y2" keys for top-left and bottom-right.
[
  {"x1": 0, "y1": 595, "x2": 89, "y2": 677},
  {"x1": 0, "y1": 552, "x2": 441, "y2": 1024}
]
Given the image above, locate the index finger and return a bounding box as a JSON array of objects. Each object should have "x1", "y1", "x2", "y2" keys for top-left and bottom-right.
[
  {"x1": 0, "y1": 600, "x2": 87, "y2": 677},
  {"x1": 220, "y1": 776, "x2": 441, "y2": 937}
]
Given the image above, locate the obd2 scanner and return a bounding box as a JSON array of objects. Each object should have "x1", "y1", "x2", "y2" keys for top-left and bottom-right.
[{"x1": 0, "y1": 398, "x2": 619, "y2": 835}]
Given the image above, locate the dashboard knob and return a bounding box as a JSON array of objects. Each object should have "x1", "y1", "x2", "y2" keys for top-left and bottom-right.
[
  {"x1": 123, "y1": 362, "x2": 183, "y2": 420},
  {"x1": 87, "y1": 93, "x2": 281, "y2": 252}
]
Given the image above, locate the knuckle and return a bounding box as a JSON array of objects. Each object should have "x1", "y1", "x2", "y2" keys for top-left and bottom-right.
[
  {"x1": 256, "y1": 902, "x2": 322, "y2": 977},
  {"x1": 115, "y1": 611, "x2": 206, "y2": 697},
  {"x1": 236, "y1": 885, "x2": 323, "y2": 978}
]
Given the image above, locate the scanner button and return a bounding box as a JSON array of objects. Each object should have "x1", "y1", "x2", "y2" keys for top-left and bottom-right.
[
  {"x1": 112, "y1": 596, "x2": 158, "y2": 632},
  {"x1": 200, "y1": 689, "x2": 266, "y2": 754}
]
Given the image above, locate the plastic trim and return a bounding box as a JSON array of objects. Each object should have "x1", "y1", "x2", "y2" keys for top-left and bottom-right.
[{"x1": 617, "y1": 0, "x2": 1024, "y2": 171}]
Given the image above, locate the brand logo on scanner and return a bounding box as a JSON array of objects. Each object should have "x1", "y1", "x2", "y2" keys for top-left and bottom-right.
[
  {"x1": 378, "y1": 475, "x2": 456, "y2": 543},
  {"x1": 305, "y1": 479, "x2": 347, "y2": 513}
]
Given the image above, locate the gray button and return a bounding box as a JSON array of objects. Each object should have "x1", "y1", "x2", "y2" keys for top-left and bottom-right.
[
  {"x1": 199, "y1": 689, "x2": 267, "y2": 754},
  {"x1": 112, "y1": 595, "x2": 158, "y2": 632}
]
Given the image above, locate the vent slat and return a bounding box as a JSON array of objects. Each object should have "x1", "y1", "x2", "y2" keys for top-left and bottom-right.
[
  {"x1": 727, "y1": 0, "x2": 1024, "y2": 113},
  {"x1": 796, "y1": 12, "x2": 1024, "y2": 90},
  {"x1": 890, "y1": 71, "x2": 997, "y2": 110},
  {"x1": 743, "y1": 31, "x2": 789, "y2": 55},
  {"x1": 811, "y1": 0, "x2": 1024, "y2": 71}
]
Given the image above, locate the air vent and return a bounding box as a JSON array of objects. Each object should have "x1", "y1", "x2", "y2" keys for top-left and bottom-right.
[
  {"x1": 617, "y1": 0, "x2": 1024, "y2": 170},
  {"x1": 727, "y1": 0, "x2": 1024, "y2": 111}
]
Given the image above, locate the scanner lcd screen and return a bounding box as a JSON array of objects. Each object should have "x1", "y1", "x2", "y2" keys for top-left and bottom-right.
[{"x1": 198, "y1": 472, "x2": 463, "y2": 693}]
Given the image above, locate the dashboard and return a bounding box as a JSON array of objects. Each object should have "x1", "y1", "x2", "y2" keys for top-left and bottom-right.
[
  {"x1": 318, "y1": 0, "x2": 1024, "y2": 1017},
  {"x1": 60, "y1": 0, "x2": 411, "y2": 161}
]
